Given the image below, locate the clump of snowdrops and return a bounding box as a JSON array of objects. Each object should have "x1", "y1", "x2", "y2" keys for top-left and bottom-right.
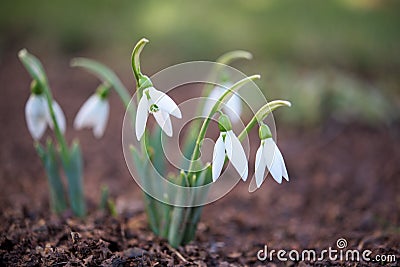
[{"x1": 19, "y1": 38, "x2": 291, "y2": 247}]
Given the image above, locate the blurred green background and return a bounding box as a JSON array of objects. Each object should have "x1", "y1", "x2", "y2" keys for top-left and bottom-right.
[{"x1": 1, "y1": 0, "x2": 399, "y2": 126}]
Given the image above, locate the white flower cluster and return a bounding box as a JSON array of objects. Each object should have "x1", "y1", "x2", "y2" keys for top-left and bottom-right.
[
  {"x1": 134, "y1": 85, "x2": 289, "y2": 188},
  {"x1": 26, "y1": 88, "x2": 110, "y2": 140}
]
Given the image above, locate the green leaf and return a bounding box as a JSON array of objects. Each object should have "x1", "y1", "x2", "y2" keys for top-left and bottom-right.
[
  {"x1": 62, "y1": 141, "x2": 86, "y2": 217},
  {"x1": 130, "y1": 145, "x2": 160, "y2": 234},
  {"x1": 99, "y1": 185, "x2": 109, "y2": 211},
  {"x1": 167, "y1": 171, "x2": 188, "y2": 248},
  {"x1": 71, "y1": 58, "x2": 131, "y2": 108},
  {"x1": 129, "y1": 145, "x2": 144, "y2": 176},
  {"x1": 149, "y1": 125, "x2": 166, "y2": 176},
  {"x1": 216, "y1": 50, "x2": 253, "y2": 66},
  {"x1": 35, "y1": 140, "x2": 67, "y2": 214}
]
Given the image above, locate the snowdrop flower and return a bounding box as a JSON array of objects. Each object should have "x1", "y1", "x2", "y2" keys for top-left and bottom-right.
[
  {"x1": 74, "y1": 84, "x2": 110, "y2": 138},
  {"x1": 135, "y1": 86, "x2": 182, "y2": 141},
  {"x1": 25, "y1": 83, "x2": 66, "y2": 140},
  {"x1": 255, "y1": 124, "x2": 289, "y2": 188},
  {"x1": 212, "y1": 114, "x2": 248, "y2": 182},
  {"x1": 203, "y1": 84, "x2": 242, "y2": 123}
]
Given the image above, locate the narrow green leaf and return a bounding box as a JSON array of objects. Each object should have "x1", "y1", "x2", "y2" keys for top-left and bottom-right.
[
  {"x1": 35, "y1": 140, "x2": 67, "y2": 214},
  {"x1": 129, "y1": 145, "x2": 144, "y2": 174},
  {"x1": 71, "y1": 58, "x2": 131, "y2": 108},
  {"x1": 130, "y1": 145, "x2": 160, "y2": 234},
  {"x1": 216, "y1": 50, "x2": 253, "y2": 66},
  {"x1": 167, "y1": 172, "x2": 188, "y2": 248},
  {"x1": 99, "y1": 185, "x2": 109, "y2": 211},
  {"x1": 62, "y1": 141, "x2": 86, "y2": 217},
  {"x1": 149, "y1": 125, "x2": 166, "y2": 176},
  {"x1": 182, "y1": 165, "x2": 211, "y2": 244}
]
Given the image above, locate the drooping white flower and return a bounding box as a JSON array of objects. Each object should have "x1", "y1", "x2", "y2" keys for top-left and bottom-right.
[
  {"x1": 74, "y1": 94, "x2": 110, "y2": 138},
  {"x1": 25, "y1": 94, "x2": 66, "y2": 140},
  {"x1": 212, "y1": 114, "x2": 248, "y2": 182},
  {"x1": 135, "y1": 87, "x2": 182, "y2": 141},
  {"x1": 255, "y1": 124, "x2": 289, "y2": 188},
  {"x1": 46, "y1": 101, "x2": 66, "y2": 134},
  {"x1": 203, "y1": 84, "x2": 242, "y2": 123}
]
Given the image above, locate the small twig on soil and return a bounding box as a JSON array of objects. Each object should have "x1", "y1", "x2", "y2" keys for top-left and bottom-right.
[
  {"x1": 52, "y1": 262, "x2": 68, "y2": 266},
  {"x1": 166, "y1": 244, "x2": 188, "y2": 263}
]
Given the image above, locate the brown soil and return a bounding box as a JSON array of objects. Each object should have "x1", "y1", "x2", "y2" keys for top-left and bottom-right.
[{"x1": 0, "y1": 49, "x2": 399, "y2": 266}]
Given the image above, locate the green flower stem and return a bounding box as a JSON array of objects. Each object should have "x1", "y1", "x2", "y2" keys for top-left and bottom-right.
[
  {"x1": 187, "y1": 75, "x2": 260, "y2": 176},
  {"x1": 130, "y1": 39, "x2": 164, "y2": 235},
  {"x1": 131, "y1": 38, "x2": 149, "y2": 83},
  {"x1": 237, "y1": 100, "x2": 292, "y2": 141}
]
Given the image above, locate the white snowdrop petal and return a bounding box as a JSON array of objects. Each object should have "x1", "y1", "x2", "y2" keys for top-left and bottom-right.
[
  {"x1": 201, "y1": 97, "x2": 218, "y2": 118},
  {"x1": 93, "y1": 100, "x2": 109, "y2": 138},
  {"x1": 135, "y1": 95, "x2": 149, "y2": 141},
  {"x1": 282, "y1": 163, "x2": 289, "y2": 181},
  {"x1": 225, "y1": 130, "x2": 248, "y2": 181},
  {"x1": 25, "y1": 95, "x2": 47, "y2": 140},
  {"x1": 255, "y1": 143, "x2": 267, "y2": 188},
  {"x1": 224, "y1": 92, "x2": 242, "y2": 123},
  {"x1": 275, "y1": 143, "x2": 289, "y2": 181},
  {"x1": 74, "y1": 95, "x2": 99, "y2": 129},
  {"x1": 270, "y1": 140, "x2": 289, "y2": 182},
  {"x1": 48, "y1": 101, "x2": 66, "y2": 134},
  {"x1": 212, "y1": 134, "x2": 225, "y2": 182},
  {"x1": 148, "y1": 87, "x2": 182, "y2": 118},
  {"x1": 208, "y1": 86, "x2": 224, "y2": 100},
  {"x1": 153, "y1": 110, "x2": 172, "y2": 137},
  {"x1": 264, "y1": 138, "x2": 283, "y2": 184}
]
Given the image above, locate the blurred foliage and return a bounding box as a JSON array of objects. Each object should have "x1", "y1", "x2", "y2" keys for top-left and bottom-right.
[
  {"x1": 265, "y1": 66, "x2": 398, "y2": 126},
  {"x1": 1, "y1": 0, "x2": 399, "y2": 126}
]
